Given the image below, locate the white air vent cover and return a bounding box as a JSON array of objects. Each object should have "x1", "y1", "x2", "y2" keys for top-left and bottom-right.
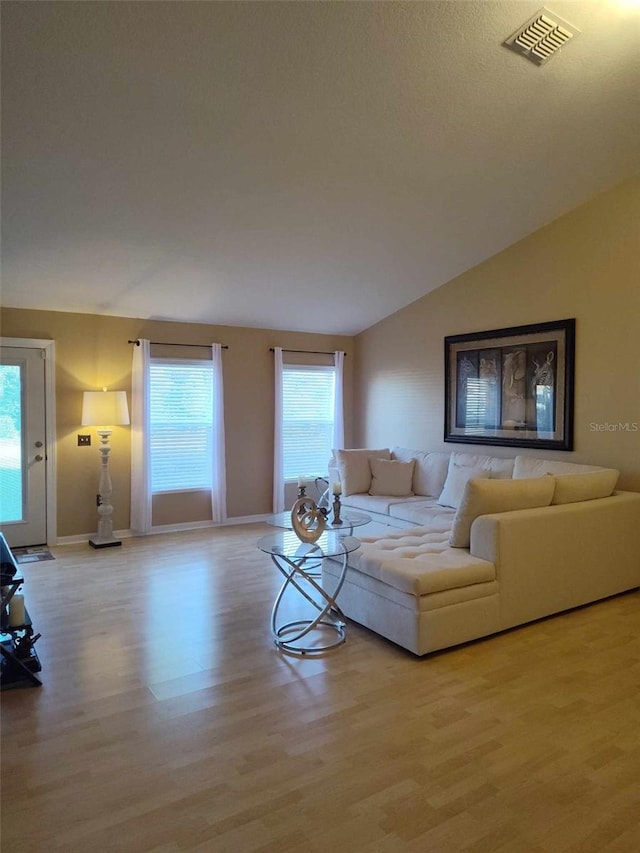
[{"x1": 504, "y1": 8, "x2": 579, "y2": 66}]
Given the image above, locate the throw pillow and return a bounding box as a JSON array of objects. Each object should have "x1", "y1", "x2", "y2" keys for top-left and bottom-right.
[
  {"x1": 437, "y1": 463, "x2": 490, "y2": 509},
  {"x1": 369, "y1": 458, "x2": 415, "y2": 497},
  {"x1": 449, "y1": 475, "x2": 555, "y2": 548},
  {"x1": 392, "y1": 447, "x2": 450, "y2": 496},
  {"x1": 552, "y1": 470, "x2": 619, "y2": 505},
  {"x1": 335, "y1": 448, "x2": 391, "y2": 496}
]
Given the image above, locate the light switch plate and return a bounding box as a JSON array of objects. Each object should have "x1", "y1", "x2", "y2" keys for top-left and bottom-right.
[{"x1": 78, "y1": 434, "x2": 91, "y2": 446}]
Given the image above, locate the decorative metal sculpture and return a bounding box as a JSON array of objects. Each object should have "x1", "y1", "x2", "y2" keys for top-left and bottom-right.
[{"x1": 291, "y1": 498, "x2": 326, "y2": 543}]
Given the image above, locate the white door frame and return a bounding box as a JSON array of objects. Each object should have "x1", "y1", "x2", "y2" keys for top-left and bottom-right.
[{"x1": 1, "y1": 337, "x2": 57, "y2": 545}]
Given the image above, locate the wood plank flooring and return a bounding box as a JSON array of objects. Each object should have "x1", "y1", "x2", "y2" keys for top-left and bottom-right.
[{"x1": 2, "y1": 525, "x2": 640, "y2": 852}]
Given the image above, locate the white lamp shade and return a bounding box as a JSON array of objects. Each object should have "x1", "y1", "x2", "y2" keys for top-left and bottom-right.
[{"x1": 82, "y1": 390, "x2": 130, "y2": 427}]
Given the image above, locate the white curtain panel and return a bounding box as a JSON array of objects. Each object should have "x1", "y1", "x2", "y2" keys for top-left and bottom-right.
[
  {"x1": 272, "y1": 346, "x2": 285, "y2": 513},
  {"x1": 333, "y1": 350, "x2": 345, "y2": 450},
  {"x1": 211, "y1": 343, "x2": 227, "y2": 523},
  {"x1": 130, "y1": 339, "x2": 152, "y2": 534}
]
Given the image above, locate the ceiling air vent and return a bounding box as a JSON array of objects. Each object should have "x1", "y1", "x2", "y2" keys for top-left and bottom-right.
[{"x1": 504, "y1": 8, "x2": 579, "y2": 66}]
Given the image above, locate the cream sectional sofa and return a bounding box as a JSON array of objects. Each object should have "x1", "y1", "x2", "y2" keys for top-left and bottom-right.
[{"x1": 324, "y1": 447, "x2": 640, "y2": 655}]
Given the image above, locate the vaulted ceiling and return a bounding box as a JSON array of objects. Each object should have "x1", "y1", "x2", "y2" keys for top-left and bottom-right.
[{"x1": 2, "y1": 1, "x2": 639, "y2": 335}]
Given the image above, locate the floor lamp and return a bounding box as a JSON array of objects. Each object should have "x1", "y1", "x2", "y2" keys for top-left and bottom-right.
[{"x1": 81, "y1": 389, "x2": 130, "y2": 549}]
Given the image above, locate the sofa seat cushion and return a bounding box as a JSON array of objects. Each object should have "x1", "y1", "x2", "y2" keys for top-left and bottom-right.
[
  {"x1": 350, "y1": 529, "x2": 496, "y2": 596},
  {"x1": 342, "y1": 493, "x2": 426, "y2": 515},
  {"x1": 388, "y1": 498, "x2": 456, "y2": 527},
  {"x1": 325, "y1": 556, "x2": 498, "y2": 612}
]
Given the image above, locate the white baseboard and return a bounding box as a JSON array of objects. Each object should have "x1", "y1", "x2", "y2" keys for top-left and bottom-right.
[
  {"x1": 55, "y1": 515, "x2": 271, "y2": 544},
  {"x1": 55, "y1": 529, "x2": 133, "y2": 545},
  {"x1": 224, "y1": 514, "x2": 272, "y2": 526},
  {"x1": 138, "y1": 515, "x2": 271, "y2": 535}
]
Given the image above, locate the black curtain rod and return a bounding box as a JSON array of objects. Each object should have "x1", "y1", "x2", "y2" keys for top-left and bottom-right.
[
  {"x1": 269, "y1": 348, "x2": 346, "y2": 356},
  {"x1": 128, "y1": 339, "x2": 228, "y2": 349}
]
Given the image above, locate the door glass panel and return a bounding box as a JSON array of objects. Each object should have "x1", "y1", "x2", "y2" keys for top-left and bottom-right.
[{"x1": 0, "y1": 364, "x2": 24, "y2": 523}]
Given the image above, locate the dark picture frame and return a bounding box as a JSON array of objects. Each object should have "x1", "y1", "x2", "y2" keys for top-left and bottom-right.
[{"x1": 444, "y1": 318, "x2": 575, "y2": 451}]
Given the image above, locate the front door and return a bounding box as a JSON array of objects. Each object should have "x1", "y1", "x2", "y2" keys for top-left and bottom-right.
[{"x1": 0, "y1": 346, "x2": 48, "y2": 546}]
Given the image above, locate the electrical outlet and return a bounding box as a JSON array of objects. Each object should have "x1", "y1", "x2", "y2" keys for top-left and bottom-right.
[{"x1": 78, "y1": 434, "x2": 91, "y2": 446}]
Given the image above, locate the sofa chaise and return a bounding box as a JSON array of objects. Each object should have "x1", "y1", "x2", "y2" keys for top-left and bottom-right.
[{"x1": 323, "y1": 448, "x2": 640, "y2": 655}]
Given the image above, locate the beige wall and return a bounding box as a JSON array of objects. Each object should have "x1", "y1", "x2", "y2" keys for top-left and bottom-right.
[
  {"x1": 0, "y1": 309, "x2": 353, "y2": 537},
  {"x1": 3, "y1": 176, "x2": 638, "y2": 539},
  {"x1": 354, "y1": 176, "x2": 640, "y2": 491}
]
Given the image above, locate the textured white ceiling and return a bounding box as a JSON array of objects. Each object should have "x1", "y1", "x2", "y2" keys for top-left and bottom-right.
[{"x1": 2, "y1": 1, "x2": 639, "y2": 335}]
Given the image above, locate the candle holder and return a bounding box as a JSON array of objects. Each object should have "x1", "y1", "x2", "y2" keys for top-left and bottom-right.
[
  {"x1": 332, "y1": 495, "x2": 342, "y2": 526},
  {"x1": 296, "y1": 484, "x2": 308, "y2": 515}
]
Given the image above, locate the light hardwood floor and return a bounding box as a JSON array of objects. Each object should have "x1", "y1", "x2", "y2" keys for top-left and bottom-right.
[{"x1": 2, "y1": 525, "x2": 640, "y2": 852}]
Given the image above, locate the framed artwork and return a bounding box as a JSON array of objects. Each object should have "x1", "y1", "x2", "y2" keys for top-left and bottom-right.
[{"x1": 444, "y1": 318, "x2": 575, "y2": 451}]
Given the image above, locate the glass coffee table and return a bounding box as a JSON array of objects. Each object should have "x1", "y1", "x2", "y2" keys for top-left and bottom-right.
[
  {"x1": 267, "y1": 508, "x2": 371, "y2": 536},
  {"x1": 257, "y1": 529, "x2": 361, "y2": 655},
  {"x1": 266, "y1": 508, "x2": 370, "y2": 577}
]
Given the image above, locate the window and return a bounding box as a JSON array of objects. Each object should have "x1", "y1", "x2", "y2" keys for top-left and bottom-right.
[
  {"x1": 0, "y1": 365, "x2": 22, "y2": 522},
  {"x1": 282, "y1": 365, "x2": 335, "y2": 480},
  {"x1": 149, "y1": 359, "x2": 213, "y2": 493}
]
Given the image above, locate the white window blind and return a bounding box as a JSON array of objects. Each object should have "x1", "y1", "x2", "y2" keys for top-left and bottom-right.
[
  {"x1": 282, "y1": 365, "x2": 335, "y2": 480},
  {"x1": 150, "y1": 360, "x2": 213, "y2": 493}
]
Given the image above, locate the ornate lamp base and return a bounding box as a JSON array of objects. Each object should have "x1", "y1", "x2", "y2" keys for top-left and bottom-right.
[{"x1": 89, "y1": 429, "x2": 122, "y2": 549}]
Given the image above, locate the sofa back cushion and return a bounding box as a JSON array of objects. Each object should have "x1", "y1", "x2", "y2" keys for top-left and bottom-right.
[
  {"x1": 449, "y1": 450, "x2": 515, "y2": 479},
  {"x1": 369, "y1": 458, "x2": 415, "y2": 497},
  {"x1": 438, "y1": 463, "x2": 491, "y2": 509},
  {"x1": 552, "y1": 470, "x2": 619, "y2": 505},
  {"x1": 450, "y1": 475, "x2": 555, "y2": 548},
  {"x1": 513, "y1": 455, "x2": 608, "y2": 479},
  {"x1": 335, "y1": 448, "x2": 391, "y2": 496},
  {"x1": 392, "y1": 447, "x2": 450, "y2": 496}
]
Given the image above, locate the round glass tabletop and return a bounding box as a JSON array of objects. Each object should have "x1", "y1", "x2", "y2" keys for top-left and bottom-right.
[
  {"x1": 257, "y1": 529, "x2": 361, "y2": 560},
  {"x1": 266, "y1": 508, "x2": 371, "y2": 531}
]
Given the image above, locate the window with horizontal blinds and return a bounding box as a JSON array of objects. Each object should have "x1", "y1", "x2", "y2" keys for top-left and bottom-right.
[
  {"x1": 282, "y1": 365, "x2": 335, "y2": 480},
  {"x1": 149, "y1": 360, "x2": 213, "y2": 492}
]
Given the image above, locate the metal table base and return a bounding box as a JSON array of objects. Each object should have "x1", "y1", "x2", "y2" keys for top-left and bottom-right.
[
  {"x1": 269, "y1": 547, "x2": 349, "y2": 653},
  {"x1": 258, "y1": 531, "x2": 360, "y2": 655}
]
